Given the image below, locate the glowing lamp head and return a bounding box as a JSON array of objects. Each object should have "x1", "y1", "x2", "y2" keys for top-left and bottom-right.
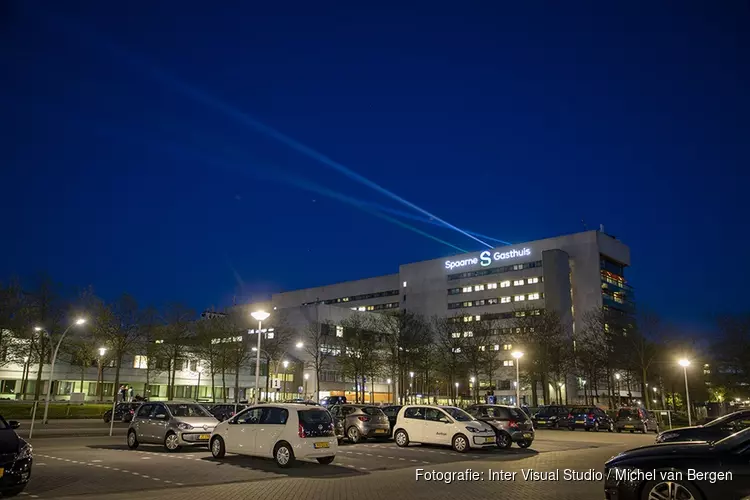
[
  {"x1": 511, "y1": 351, "x2": 524, "y2": 359},
  {"x1": 34, "y1": 326, "x2": 43, "y2": 332},
  {"x1": 470, "y1": 376, "x2": 475, "y2": 383},
  {"x1": 615, "y1": 373, "x2": 621, "y2": 380},
  {"x1": 387, "y1": 378, "x2": 392, "y2": 384},
  {"x1": 295, "y1": 341, "x2": 304, "y2": 349},
  {"x1": 251, "y1": 311, "x2": 270, "y2": 322},
  {"x1": 282, "y1": 360, "x2": 289, "y2": 369},
  {"x1": 304, "y1": 373, "x2": 309, "y2": 380},
  {"x1": 98, "y1": 347, "x2": 107, "y2": 357},
  {"x1": 679, "y1": 359, "x2": 690, "y2": 367},
  {"x1": 75, "y1": 318, "x2": 86, "y2": 325},
  {"x1": 454, "y1": 382, "x2": 459, "y2": 388}
]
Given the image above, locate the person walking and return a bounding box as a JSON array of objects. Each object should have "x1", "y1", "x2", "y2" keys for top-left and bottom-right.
[{"x1": 128, "y1": 386, "x2": 133, "y2": 402}]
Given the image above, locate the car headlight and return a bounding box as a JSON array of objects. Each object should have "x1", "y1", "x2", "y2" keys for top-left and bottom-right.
[
  {"x1": 177, "y1": 423, "x2": 194, "y2": 430},
  {"x1": 465, "y1": 426, "x2": 482, "y2": 433},
  {"x1": 17, "y1": 444, "x2": 32, "y2": 460},
  {"x1": 657, "y1": 432, "x2": 679, "y2": 442}
]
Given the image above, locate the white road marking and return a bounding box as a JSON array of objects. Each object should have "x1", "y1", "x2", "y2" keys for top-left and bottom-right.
[{"x1": 91, "y1": 460, "x2": 102, "y2": 463}]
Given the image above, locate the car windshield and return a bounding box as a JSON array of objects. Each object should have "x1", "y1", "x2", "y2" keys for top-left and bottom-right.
[
  {"x1": 441, "y1": 407, "x2": 474, "y2": 422},
  {"x1": 361, "y1": 407, "x2": 385, "y2": 416},
  {"x1": 167, "y1": 404, "x2": 212, "y2": 418}
]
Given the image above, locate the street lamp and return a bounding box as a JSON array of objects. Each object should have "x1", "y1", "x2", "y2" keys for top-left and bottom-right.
[
  {"x1": 679, "y1": 359, "x2": 692, "y2": 426},
  {"x1": 304, "y1": 373, "x2": 309, "y2": 399},
  {"x1": 97, "y1": 347, "x2": 107, "y2": 402},
  {"x1": 282, "y1": 360, "x2": 289, "y2": 400},
  {"x1": 512, "y1": 351, "x2": 524, "y2": 406},
  {"x1": 250, "y1": 310, "x2": 270, "y2": 404},
  {"x1": 295, "y1": 341, "x2": 304, "y2": 349},
  {"x1": 42, "y1": 317, "x2": 86, "y2": 424}
]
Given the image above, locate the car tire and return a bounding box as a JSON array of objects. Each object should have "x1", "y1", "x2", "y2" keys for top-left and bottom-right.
[
  {"x1": 317, "y1": 456, "x2": 335, "y2": 465},
  {"x1": 452, "y1": 433, "x2": 469, "y2": 453},
  {"x1": 127, "y1": 430, "x2": 139, "y2": 450},
  {"x1": 584, "y1": 427, "x2": 591, "y2": 432},
  {"x1": 273, "y1": 442, "x2": 295, "y2": 468},
  {"x1": 103, "y1": 414, "x2": 111, "y2": 424},
  {"x1": 347, "y1": 426, "x2": 361, "y2": 444},
  {"x1": 629, "y1": 430, "x2": 635, "y2": 433},
  {"x1": 517, "y1": 440, "x2": 532, "y2": 448},
  {"x1": 394, "y1": 429, "x2": 409, "y2": 447},
  {"x1": 568, "y1": 426, "x2": 575, "y2": 431},
  {"x1": 616, "y1": 427, "x2": 622, "y2": 433},
  {"x1": 608, "y1": 423, "x2": 614, "y2": 432},
  {"x1": 164, "y1": 432, "x2": 181, "y2": 452},
  {"x1": 496, "y1": 432, "x2": 512, "y2": 449},
  {"x1": 210, "y1": 436, "x2": 226, "y2": 458},
  {"x1": 641, "y1": 479, "x2": 704, "y2": 500},
  {"x1": 0, "y1": 486, "x2": 26, "y2": 497},
  {"x1": 593, "y1": 422, "x2": 600, "y2": 432}
]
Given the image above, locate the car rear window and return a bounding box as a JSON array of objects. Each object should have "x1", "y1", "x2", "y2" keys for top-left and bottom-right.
[
  {"x1": 299, "y1": 409, "x2": 332, "y2": 425},
  {"x1": 362, "y1": 407, "x2": 385, "y2": 416},
  {"x1": 618, "y1": 409, "x2": 637, "y2": 418},
  {"x1": 508, "y1": 408, "x2": 528, "y2": 420}
]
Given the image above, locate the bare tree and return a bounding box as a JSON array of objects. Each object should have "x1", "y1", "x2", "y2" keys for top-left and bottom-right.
[
  {"x1": 629, "y1": 309, "x2": 663, "y2": 409},
  {"x1": 194, "y1": 316, "x2": 226, "y2": 403},
  {"x1": 461, "y1": 320, "x2": 495, "y2": 403},
  {"x1": 377, "y1": 310, "x2": 431, "y2": 403},
  {"x1": 432, "y1": 314, "x2": 466, "y2": 404},
  {"x1": 302, "y1": 317, "x2": 335, "y2": 403},
  {"x1": 339, "y1": 314, "x2": 379, "y2": 403},
  {"x1": 157, "y1": 304, "x2": 195, "y2": 400}
]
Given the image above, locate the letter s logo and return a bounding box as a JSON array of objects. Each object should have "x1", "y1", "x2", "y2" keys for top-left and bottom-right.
[{"x1": 480, "y1": 251, "x2": 491, "y2": 267}]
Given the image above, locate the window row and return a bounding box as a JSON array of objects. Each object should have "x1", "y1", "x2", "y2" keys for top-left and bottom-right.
[
  {"x1": 349, "y1": 302, "x2": 400, "y2": 312},
  {"x1": 450, "y1": 309, "x2": 543, "y2": 323},
  {"x1": 448, "y1": 277, "x2": 542, "y2": 295},
  {"x1": 302, "y1": 289, "x2": 399, "y2": 306},
  {"x1": 447, "y1": 260, "x2": 543, "y2": 281},
  {"x1": 448, "y1": 293, "x2": 544, "y2": 309}
]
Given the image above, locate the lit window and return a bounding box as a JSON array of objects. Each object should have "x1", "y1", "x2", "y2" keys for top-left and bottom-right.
[
  {"x1": 515, "y1": 311, "x2": 526, "y2": 317},
  {"x1": 474, "y1": 284, "x2": 485, "y2": 291},
  {"x1": 452, "y1": 347, "x2": 462, "y2": 353},
  {"x1": 463, "y1": 316, "x2": 473, "y2": 322},
  {"x1": 452, "y1": 332, "x2": 461, "y2": 338},
  {"x1": 528, "y1": 277, "x2": 539, "y2": 284},
  {"x1": 500, "y1": 281, "x2": 510, "y2": 288},
  {"x1": 475, "y1": 315, "x2": 481, "y2": 321},
  {"x1": 515, "y1": 327, "x2": 522, "y2": 333},
  {"x1": 528, "y1": 293, "x2": 540, "y2": 300},
  {"x1": 463, "y1": 286, "x2": 472, "y2": 293},
  {"x1": 503, "y1": 344, "x2": 512, "y2": 351},
  {"x1": 514, "y1": 279, "x2": 524, "y2": 286},
  {"x1": 403, "y1": 281, "x2": 407, "y2": 287},
  {"x1": 366, "y1": 305, "x2": 374, "y2": 311},
  {"x1": 342, "y1": 297, "x2": 349, "y2": 302},
  {"x1": 479, "y1": 345, "x2": 486, "y2": 351},
  {"x1": 336, "y1": 325, "x2": 344, "y2": 338},
  {"x1": 267, "y1": 331, "x2": 275, "y2": 339},
  {"x1": 350, "y1": 307, "x2": 357, "y2": 311},
  {"x1": 463, "y1": 331, "x2": 473, "y2": 337},
  {"x1": 487, "y1": 283, "x2": 497, "y2": 290},
  {"x1": 133, "y1": 355, "x2": 148, "y2": 369},
  {"x1": 501, "y1": 296, "x2": 511, "y2": 304},
  {"x1": 155, "y1": 339, "x2": 164, "y2": 344},
  {"x1": 358, "y1": 307, "x2": 366, "y2": 311},
  {"x1": 475, "y1": 299, "x2": 485, "y2": 306},
  {"x1": 514, "y1": 295, "x2": 525, "y2": 302},
  {"x1": 493, "y1": 344, "x2": 500, "y2": 351},
  {"x1": 503, "y1": 360, "x2": 515, "y2": 367},
  {"x1": 532, "y1": 309, "x2": 541, "y2": 316},
  {"x1": 513, "y1": 264, "x2": 523, "y2": 271},
  {"x1": 487, "y1": 298, "x2": 498, "y2": 305}
]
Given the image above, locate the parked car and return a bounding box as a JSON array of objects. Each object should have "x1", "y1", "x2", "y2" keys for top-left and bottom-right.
[
  {"x1": 329, "y1": 404, "x2": 390, "y2": 443},
  {"x1": 103, "y1": 403, "x2": 141, "y2": 424},
  {"x1": 208, "y1": 404, "x2": 249, "y2": 422},
  {"x1": 605, "y1": 427, "x2": 750, "y2": 500},
  {"x1": 393, "y1": 405, "x2": 496, "y2": 452},
  {"x1": 614, "y1": 406, "x2": 658, "y2": 434},
  {"x1": 567, "y1": 406, "x2": 614, "y2": 432},
  {"x1": 381, "y1": 405, "x2": 403, "y2": 436},
  {"x1": 126, "y1": 401, "x2": 218, "y2": 452},
  {"x1": 0, "y1": 415, "x2": 32, "y2": 498},
  {"x1": 466, "y1": 404, "x2": 534, "y2": 448},
  {"x1": 209, "y1": 403, "x2": 337, "y2": 468},
  {"x1": 320, "y1": 396, "x2": 347, "y2": 407},
  {"x1": 531, "y1": 405, "x2": 570, "y2": 429},
  {"x1": 656, "y1": 409, "x2": 750, "y2": 443}
]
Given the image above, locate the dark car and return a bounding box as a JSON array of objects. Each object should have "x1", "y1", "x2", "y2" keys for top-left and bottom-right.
[
  {"x1": 466, "y1": 404, "x2": 534, "y2": 449},
  {"x1": 0, "y1": 415, "x2": 33, "y2": 497},
  {"x1": 381, "y1": 405, "x2": 403, "y2": 436},
  {"x1": 615, "y1": 406, "x2": 659, "y2": 434},
  {"x1": 605, "y1": 428, "x2": 750, "y2": 500},
  {"x1": 531, "y1": 405, "x2": 570, "y2": 429},
  {"x1": 103, "y1": 403, "x2": 141, "y2": 423},
  {"x1": 656, "y1": 409, "x2": 750, "y2": 444},
  {"x1": 208, "y1": 404, "x2": 249, "y2": 422},
  {"x1": 567, "y1": 406, "x2": 614, "y2": 432},
  {"x1": 329, "y1": 404, "x2": 390, "y2": 443},
  {"x1": 320, "y1": 396, "x2": 347, "y2": 407}
]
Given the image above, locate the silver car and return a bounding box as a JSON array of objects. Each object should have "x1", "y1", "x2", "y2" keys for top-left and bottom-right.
[
  {"x1": 126, "y1": 401, "x2": 218, "y2": 452},
  {"x1": 329, "y1": 404, "x2": 390, "y2": 443}
]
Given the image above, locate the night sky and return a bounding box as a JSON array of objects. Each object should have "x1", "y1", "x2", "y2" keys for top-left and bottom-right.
[{"x1": 2, "y1": 1, "x2": 748, "y2": 329}]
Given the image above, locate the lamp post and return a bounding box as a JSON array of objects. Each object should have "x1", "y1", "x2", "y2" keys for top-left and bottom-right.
[
  {"x1": 512, "y1": 351, "x2": 524, "y2": 407},
  {"x1": 304, "y1": 373, "x2": 309, "y2": 399},
  {"x1": 387, "y1": 378, "x2": 392, "y2": 404},
  {"x1": 581, "y1": 379, "x2": 587, "y2": 405},
  {"x1": 97, "y1": 347, "x2": 107, "y2": 402},
  {"x1": 42, "y1": 318, "x2": 86, "y2": 424},
  {"x1": 470, "y1": 376, "x2": 476, "y2": 403},
  {"x1": 679, "y1": 359, "x2": 692, "y2": 426},
  {"x1": 454, "y1": 382, "x2": 459, "y2": 405},
  {"x1": 282, "y1": 360, "x2": 289, "y2": 401},
  {"x1": 250, "y1": 311, "x2": 270, "y2": 405},
  {"x1": 615, "y1": 373, "x2": 621, "y2": 407},
  {"x1": 409, "y1": 372, "x2": 414, "y2": 403}
]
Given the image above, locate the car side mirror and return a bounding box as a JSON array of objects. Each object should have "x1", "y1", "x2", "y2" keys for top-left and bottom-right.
[{"x1": 9, "y1": 421, "x2": 20, "y2": 429}]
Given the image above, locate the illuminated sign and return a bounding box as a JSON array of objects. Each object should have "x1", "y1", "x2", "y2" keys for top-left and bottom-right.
[{"x1": 444, "y1": 248, "x2": 531, "y2": 270}]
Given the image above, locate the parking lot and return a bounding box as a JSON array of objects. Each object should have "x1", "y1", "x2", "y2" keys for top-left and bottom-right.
[{"x1": 23, "y1": 429, "x2": 656, "y2": 499}]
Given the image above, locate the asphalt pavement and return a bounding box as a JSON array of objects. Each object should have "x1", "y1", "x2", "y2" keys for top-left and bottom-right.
[
  {"x1": 20, "y1": 429, "x2": 657, "y2": 500},
  {"x1": 16, "y1": 419, "x2": 129, "y2": 438}
]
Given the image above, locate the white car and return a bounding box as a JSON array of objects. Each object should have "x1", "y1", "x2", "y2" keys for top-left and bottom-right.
[
  {"x1": 393, "y1": 405, "x2": 496, "y2": 452},
  {"x1": 209, "y1": 403, "x2": 338, "y2": 467}
]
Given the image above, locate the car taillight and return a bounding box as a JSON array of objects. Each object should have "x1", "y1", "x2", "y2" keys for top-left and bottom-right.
[
  {"x1": 298, "y1": 423, "x2": 306, "y2": 438},
  {"x1": 129, "y1": 410, "x2": 134, "y2": 414},
  {"x1": 567, "y1": 413, "x2": 573, "y2": 419},
  {"x1": 588, "y1": 413, "x2": 595, "y2": 419},
  {"x1": 357, "y1": 416, "x2": 370, "y2": 422},
  {"x1": 508, "y1": 419, "x2": 518, "y2": 428}
]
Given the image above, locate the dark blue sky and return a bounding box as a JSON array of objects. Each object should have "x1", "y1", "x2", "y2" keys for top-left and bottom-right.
[{"x1": 2, "y1": 1, "x2": 748, "y2": 327}]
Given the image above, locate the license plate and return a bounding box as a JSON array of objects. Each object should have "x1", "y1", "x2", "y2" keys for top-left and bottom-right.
[
  {"x1": 537, "y1": 421, "x2": 546, "y2": 424},
  {"x1": 199, "y1": 434, "x2": 210, "y2": 440},
  {"x1": 624, "y1": 425, "x2": 634, "y2": 429},
  {"x1": 575, "y1": 420, "x2": 585, "y2": 424},
  {"x1": 485, "y1": 436, "x2": 495, "y2": 443},
  {"x1": 314, "y1": 442, "x2": 330, "y2": 449},
  {"x1": 523, "y1": 433, "x2": 532, "y2": 438},
  {"x1": 375, "y1": 429, "x2": 387, "y2": 434}
]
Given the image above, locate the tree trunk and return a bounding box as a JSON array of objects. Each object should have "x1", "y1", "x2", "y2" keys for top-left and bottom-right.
[
  {"x1": 80, "y1": 368, "x2": 85, "y2": 395},
  {"x1": 33, "y1": 339, "x2": 47, "y2": 401},
  {"x1": 113, "y1": 351, "x2": 123, "y2": 404},
  {"x1": 530, "y1": 376, "x2": 539, "y2": 406},
  {"x1": 234, "y1": 363, "x2": 240, "y2": 403},
  {"x1": 265, "y1": 357, "x2": 271, "y2": 402},
  {"x1": 315, "y1": 365, "x2": 321, "y2": 403},
  {"x1": 641, "y1": 367, "x2": 649, "y2": 410},
  {"x1": 211, "y1": 371, "x2": 216, "y2": 403},
  {"x1": 221, "y1": 368, "x2": 227, "y2": 403}
]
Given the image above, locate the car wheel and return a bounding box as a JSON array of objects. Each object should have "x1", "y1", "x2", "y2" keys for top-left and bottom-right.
[
  {"x1": 317, "y1": 456, "x2": 335, "y2": 465},
  {"x1": 608, "y1": 423, "x2": 614, "y2": 433},
  {"x1": 103, "y1": 414, "x2": 111, "y2": 424},
  {"x1": 0, "y1": 486, "x2": 26, "y2": 497},
  {"x1": 347, "y1": 426, "x2": 361, "y2": 444},
  {"x1": 127, "y1": 430, "x2": 139, "y2": 450},
  {"x1": 642, "y1": 479, "x2": 703, "y2": 500},
  {"x1": 629, "y1": 430, "x2": 635, "y2": 433},
  {"x1": 593, "y1": 422, "x2": 600, "y2": 432},
  {"x1": 517, "y1": 440, "x2": 532, "y2": 448},
  {"x1": 394, "y1": 429, "x2": 409, "y2": 447},
  {"x1": 553, "y1": 421, "x2": 559, "y2": 429},
  {"x1": 452, "y1": 433, "x2": 469, "y2": 453},
  {"x1": 274, "y1": 442, "x2": 295, "y2": 468},
  {"x1": 568, "y1": 426, "x2": 575, "y2": 431},
  {"x1": 496, "y1": 432, "x2": 512, "y2": 449},
  {"x1": 616, "y1": 427, "x2": 622, "y2": 433},
  {"x1": 210, "y1": 436, "x2": 225, "y2": 458},
  {"x1": 584, "y1": 427, "x2": 591, "y2": 432},
  {"x1": 164, "y1": 432, "x2": 181, "y2": 452}
]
